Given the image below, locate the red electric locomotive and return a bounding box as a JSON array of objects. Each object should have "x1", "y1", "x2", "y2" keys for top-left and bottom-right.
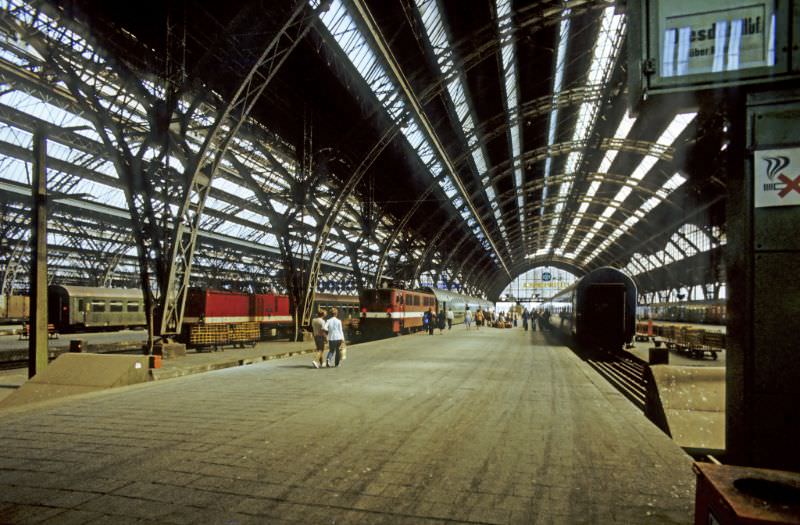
[{"x1": 358, "y1": 288, "x2": 436, "y2": 338}]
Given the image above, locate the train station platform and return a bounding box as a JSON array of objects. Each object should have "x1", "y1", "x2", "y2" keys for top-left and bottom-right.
[{"x1": 0, "y1": 327, "x2": 695, "y2": 524}]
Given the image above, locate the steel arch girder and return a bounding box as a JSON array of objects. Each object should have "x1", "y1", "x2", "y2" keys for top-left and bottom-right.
[
  {"x1": 349, "y1": 0, "x2": 510, "y2": 278},
  {"x1": 300, "y1": 126, "x2": 400, "y2": 327},
  {"x1": 412, "y1": 216, "x2": 458, "y2": 286},
  {"x1": 373, "y1": 183, "x2": 435, "y2": 287},
  {"x1": 160, "y1": 1, "x2": 322, "y2": 335}
]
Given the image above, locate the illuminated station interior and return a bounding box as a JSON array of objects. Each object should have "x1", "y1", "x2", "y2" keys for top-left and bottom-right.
[{"x1": 0, "y1": 1, "x2": 798, "y2": 523}]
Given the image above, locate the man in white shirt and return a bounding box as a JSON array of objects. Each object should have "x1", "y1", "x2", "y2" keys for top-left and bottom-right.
[
  {"x1": 446, "y1": 308, "x2": 454, "y2": 330},
  {"x1": 324, "y1": 308, "x2": 345, "y2": 367},
  {"x1": 311, "y1": 310, "x2": 327, "y2": 369}
]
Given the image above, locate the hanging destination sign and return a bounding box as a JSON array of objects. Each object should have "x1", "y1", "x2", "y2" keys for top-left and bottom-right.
[
  {"x1": 626, "y1": 0, "x2": 798, "y2": 110},
  {"x1": 658, "y1": 0, "x2": 774, "y2": 78}
]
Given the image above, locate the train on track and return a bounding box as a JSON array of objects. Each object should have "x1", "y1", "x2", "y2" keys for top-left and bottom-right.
[
  {"x1": 47, "y1": 283, "x2": 492, "y2": 346},
  {"x1": 541, "y1": 267, "x2": 637, "y2": 351},
  {"x1": 48, "y1": 285, "x2": 147, "y2": 332},
  {"x1": 46, "y1": 285, "x2": 362, "y2": 346},
  {"x1": 357, "y1": 286, "x2": 493, "y2": 339},
  {"x1": 636, "y1": 300, "x2": 726, "y2": 325},
  {"x1": 313, "y1": 292, "x2": 361, "y2": 334}
]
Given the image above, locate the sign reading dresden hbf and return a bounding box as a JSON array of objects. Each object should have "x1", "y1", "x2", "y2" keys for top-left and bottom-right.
[{"x1": 658, "y1": 0, "x2": 773, "y2": 78}]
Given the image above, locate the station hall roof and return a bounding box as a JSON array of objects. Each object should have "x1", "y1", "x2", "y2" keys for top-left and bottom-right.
[{"x1": 0, "y1": 0, "x2": 728, "y2": 299}]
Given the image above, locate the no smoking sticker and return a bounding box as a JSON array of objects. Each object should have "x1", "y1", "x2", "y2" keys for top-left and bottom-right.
[{"x1": 754, "y1": 147, "x2": 800, "y2": 208}]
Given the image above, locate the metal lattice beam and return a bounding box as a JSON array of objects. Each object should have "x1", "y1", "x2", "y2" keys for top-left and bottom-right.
[{"x1": 161, "y1": 1, "x2": 325, "y2": 335}]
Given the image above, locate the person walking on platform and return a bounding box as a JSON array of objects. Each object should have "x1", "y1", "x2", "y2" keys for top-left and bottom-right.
[
  {"x1": 532, "y1": 310, "x2": 539, "y2": 331},
  {"x1": 311, "y1": 310, "x2": 327, "y2": 368},
  {"x1": 464, "y1": 307, "x2": 473, "y2": 330},
  {"x1": 522, "y1": 308, "x2": 529, "y2": 331},
  {"x1": 425, "y1": 307, "x2": 435, "y2": 335},
  {"x1": 437, "y1": 308, "x2": 446, "y2": 334},
  {"x1": 325, "y1": 308, "x2": 345, "y2": 367},
  {"x1": 475, "y1": 308, "x2": 484, "y2": 331},
  {"x1": 446, "y1": 308, "x2": 454, "y2": 330}
]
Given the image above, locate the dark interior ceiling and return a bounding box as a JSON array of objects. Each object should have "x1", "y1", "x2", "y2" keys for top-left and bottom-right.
[{"x1": 51, "y1": 0, "x2": 728, "y2": 294}]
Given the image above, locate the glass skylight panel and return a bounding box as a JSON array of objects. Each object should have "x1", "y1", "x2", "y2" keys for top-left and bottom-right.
[
  {"x1": 641, "y1": 196, "x2": 662, "y2": 212},
  {"x1": 210, "y1": 177, "x2": 254, "y2": 200},
  {"x1": 0, "y1": 156, "x2": 29, "y2": 183},
  {"x1": 0, "y1": 45, "x2": 28, "y2": 66},
  {"x1": 552, "y1": 8, "x2": 624, "y2": 202},
  {"x1": 70, "y1": 179, "x2": 127, "y2": 207},
  {"x1": 663, "y1": 173, "x2": 686, "y2": 192},
  {"x1": 496, "y1": 0, "x2": 526, "y2": 236},
  {"x1": 666, "y1": 241, "x2": 684, "y2": 261},
  {"x1": 540, "y1": 10, "x2": 571, "y2": 214},
  {"x1": 657, "y1": 112, "x2": 696, "y2": 145},
  {"x1": 613, "y1": 185, "x2": 632, "y2": 203},
  {"x1": 623, "y1": 215, "x2": 640, "y2": 228},
  {"x1": 0, "y1": 123, "x2": 33, "y2": 149},
  {"x1": 580, "y1": 112, "x2": 695, "y2": 257},
  {"x1": 414, "y1": 0, "x2": 506, "y2": 242},
  {"x1": 269, "y1": 199, "x2": 289, "y2": 215},
  {"x1": 235, "y1": 209, "x2": 269, "y2": 225},
  {"x1": 0, "y1": 91, "x2": 78, "y2": 130},
  {"x1": 203, "y1": 196, "x2": 229, "y2": 212},
  {"x1": 585, "y1": 180, "x2": 602, "y2": 198},
  {"x1": 549, "y1": 7, "x2": 625, "y2": 257},
  {"x1": 581, "y1": 172, "x2": 689, "y2": 265}
]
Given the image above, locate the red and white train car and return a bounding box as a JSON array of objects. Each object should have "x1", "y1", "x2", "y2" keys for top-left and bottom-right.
[
  {"x1": 184, "y1": 289, "x2": 251, "y2": 325},
  {"x1": 182, "y1": 288, "x2": 293, "y2": 347},
  {"x1": 250, "y1": 293, "x2": 292, "y2": 331},
  {"x1": 358, "y1": 288, "x2": 435, "y2": 338}
]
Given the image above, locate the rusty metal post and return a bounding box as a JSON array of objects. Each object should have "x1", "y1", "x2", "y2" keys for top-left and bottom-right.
[{"x1": 29, "y1": 129, "x2": 48, "y2": 378}]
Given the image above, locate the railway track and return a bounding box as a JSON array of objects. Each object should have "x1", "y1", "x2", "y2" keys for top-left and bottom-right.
[
  {"x1": 0, "y1": 343, "x2": 146, "y2": 371},
  {"x1": 586, "y1": 351, "x2": 649, "y2": 411}
]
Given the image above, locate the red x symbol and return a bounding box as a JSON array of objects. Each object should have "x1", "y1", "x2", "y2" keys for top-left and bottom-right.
[{"x1": 778, "y1": 173, "x2": 800, "y2": 198}]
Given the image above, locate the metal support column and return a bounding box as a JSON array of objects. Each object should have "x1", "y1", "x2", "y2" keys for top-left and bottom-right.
[
  {"x1": 727, "y1": 89, "x2": 800, "y2": 470},
  {"x1": 28, "y1": 129, "x2": 48, "y2": 378}
]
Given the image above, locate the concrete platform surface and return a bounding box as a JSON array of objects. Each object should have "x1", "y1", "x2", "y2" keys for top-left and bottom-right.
[
  {"x1": 0, "y1": 340, "x2": 322, "y2": 407},
  {"x1": 0, "y1": 354, "x2": 150, "y2": 410},
  {"x1": 0, "y1": 327, "x2": 695, "y2": 524}
]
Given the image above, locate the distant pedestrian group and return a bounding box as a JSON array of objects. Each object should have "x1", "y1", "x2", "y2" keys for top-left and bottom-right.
[{"x1": 425, "y1": 307, "x2": 448, "y2": 335}]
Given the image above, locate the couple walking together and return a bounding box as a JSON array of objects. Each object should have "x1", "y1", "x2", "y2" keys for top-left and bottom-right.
[{"x1": 311, "y1": 309, "x2": 345, "y2": 368}]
